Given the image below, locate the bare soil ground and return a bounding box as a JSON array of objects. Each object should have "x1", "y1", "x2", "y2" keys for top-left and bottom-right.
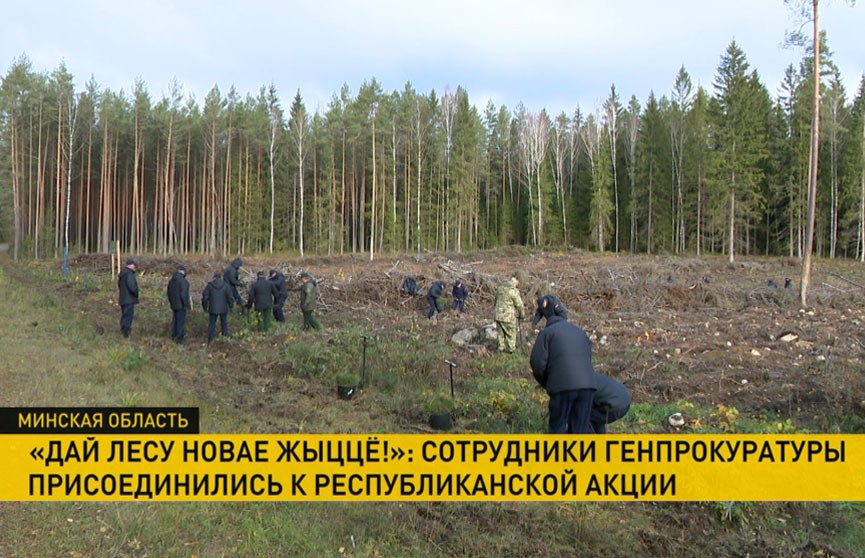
[{"x1": 68, "y1": 249, "x2": 865, "y2": 432}]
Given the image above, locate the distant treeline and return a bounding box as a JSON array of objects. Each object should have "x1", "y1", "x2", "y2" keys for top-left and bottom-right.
[{"x1": 1, "y1": 38, "x2": 863, "y2": 261}]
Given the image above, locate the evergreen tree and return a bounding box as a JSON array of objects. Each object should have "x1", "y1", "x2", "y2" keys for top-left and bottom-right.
[
  {"x1": 636, "y1": 92, "x2": 670, "y2": 254},
  {"x1": 841, "y1": 76, "x2": 865, "y2": 260},
  {"x1": 711, "y1": 40, "x2": 768, "y2": 262}
]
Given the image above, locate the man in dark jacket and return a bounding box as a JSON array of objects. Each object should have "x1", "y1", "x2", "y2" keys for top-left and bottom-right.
[
  {"x1": 531, "y1": 293, "x2": 568, "y2": 330},
  {"x1": 202, "y1": 272, "x2": 233, "y2": 342},
  {"x1": 299, "y1": 272, "x2": 321, "y2": 330},
  {"x1": 401, "y1": 276, "x2": 419, "y2": 295},
  {"x1": 166, "y1": 263, "x2": 190, "y2": 343},
  {"x1": 451, "y1": 278, "x2": 468, "y2": 314},
  {"x1": 223, "y1": 257, "x2": 244, "y2": 306},
  {"x1": 427, "y1": 279, "x2": 446, "y2": 320},
  {"x1": 246, "y1": 271, "x2": 278, "y2": 332},
  {"x1": 530, "y1": 297, "x2": 597, "y2": 433},
  {"x1": 269, "y1": 269, "x2": 289, "y2": 322},
  {"x1": 118, "y1": 258, "x2": 139, "y2": 338},
  {"x1": 591, "y1": 373, "x2": 632, "y2": 433}
]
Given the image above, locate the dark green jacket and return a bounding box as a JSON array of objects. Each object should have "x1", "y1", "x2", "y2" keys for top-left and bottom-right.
[
  {"x1": 300, "y1": 280, "x2": 317, "y2": 312},
  {"x1": 247, "y1": 278, "x2": 278, "y2": 310}
]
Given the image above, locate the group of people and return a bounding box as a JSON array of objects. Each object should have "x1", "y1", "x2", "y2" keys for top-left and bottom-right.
[
  {"x1": 117, "y1": 257, "x2": 320, "y2": 344},
  {"x1": 528, "y1": 292, "x2": 632, "y2": 434},
  {"x1": 488, "y1": 275, "x2": 632, "y2": 434},
  {"x1": 123, "y1": 258, "x2": 631, "y2": 434},
  {"x1": 407, "y1": 273, "x2": 632, "y2": 434},
  {"x1": 418, "y1": 278, "x2": 469, "y2": 322}
]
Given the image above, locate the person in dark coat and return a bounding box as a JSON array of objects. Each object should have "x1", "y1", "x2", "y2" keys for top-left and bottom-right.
[
  {"x1": 530, "y1": 297, "x2": 597, "y2": 434},
  {"x1": 451, "y1": 278, "x2": 468, "y2": 314},
  {"x1": 269, "y1": 269, "x2": 289, "y2": 322},
  {"x1": 202, "y1": 272, "x2": 233, "y2": 342},
  {"x1": 299, "y1": 272, "x2": 321, "y2": 330},
  {"x1": 401, "y1": 276, "x2": 419, "y2": 295},
  {"x1": 166, "y1": 263, "x2": 190, "y2": 343},
  {"x1": 427, "y1": 279, "x2": 446, "y2": 320},
  {"x1": 246, "y1": 271, "x2": 278, "y2": 332},
  {"x1": 223, "y1": 257, "x2": 244, "y2": 306},
  {"x1": 118, "y1": 258, "x2": 139, "y2": 338},
  {"x1": 531, "y1": 293, "x2": 568, "y2": 330},
  {"x1": 591, "y1": 373, "x2": 632, "y2": 433}
]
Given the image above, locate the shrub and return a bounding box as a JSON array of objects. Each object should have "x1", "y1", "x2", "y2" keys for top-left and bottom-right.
[
  {"x1": 336, "y1": 372, "x2": 360, "y2": 387},
  {"x1": 423, "y1": 394, "x2": 454, "y2": 414}
]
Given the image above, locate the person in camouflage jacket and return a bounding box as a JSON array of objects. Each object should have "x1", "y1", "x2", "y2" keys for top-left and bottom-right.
[
  {"x1": 299, "y1": 272, "x2": 321, "y2": 330},
  {"x1": 494, "y1": 277, "x2": 525, "y2": 353}
]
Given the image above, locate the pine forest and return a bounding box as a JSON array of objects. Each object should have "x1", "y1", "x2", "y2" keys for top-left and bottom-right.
[{"x1": 1, "y1": 37, "x2": 864, "y2": 262}]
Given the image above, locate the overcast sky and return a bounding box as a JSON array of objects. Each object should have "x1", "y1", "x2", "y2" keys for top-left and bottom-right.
[{"x1": 3, "y1": 0, "x2": 864, "y2": 116}]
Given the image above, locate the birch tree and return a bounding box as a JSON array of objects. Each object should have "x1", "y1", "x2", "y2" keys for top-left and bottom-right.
[
  {"x1": 265, "y1": 85, "x2": 282, "y2": 252},
  {"x1": 670, "y1": 67, "x2": 694, "y2": 253},
  {"x1": 549, "y1": 112, "x2": 570, "y2": 242},
  {"x1": 823, "y1": 73, "x2": 847, "y2": 258},
  {"x1": 517, "y1": 106, "x2": 550, "y2": 246},
  {"x1": 582, "y1": 110, "x2": 613, "y2": 250},
  {"x1": 57, "y1": 68, "x2": 78, "y2": 273}
]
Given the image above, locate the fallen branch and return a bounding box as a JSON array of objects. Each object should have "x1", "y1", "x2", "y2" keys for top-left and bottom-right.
[
  {"x1": 821, "y1": 282, "x2": 846, "y2": 293},
  {"x1": 828, "y1": 271, "x2": 865, "y2": 290}
]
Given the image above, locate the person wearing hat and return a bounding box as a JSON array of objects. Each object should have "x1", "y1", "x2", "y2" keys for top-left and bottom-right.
[
  {"x1": 269, "y1": 268, "x2": 289, "y2": 322},
  {"x1": 246, "y1": 271, "x2": 278, "y2": 332},
  {"x1": 202, "y1": 271, "x2": 233, "y2": 342},
  {"x1": 118, "y1": 258, "x2": 139, "y2": 338},
  {"x1": 451, "y1": 278, "x2": 468, "y2": 314},
  {"x1": 223, "y1": 257, "x2": 245, "y2": 307},
  {"x1": 299, "y1": 272, "x2": 321, "y2": 330},
  {"x1": 530, "y1": 296, "x2": 598, "y2": 434},
  {"x1": 166, "y1": 263, "x2": 190, "y2": 343},
  {"x1": 494, "y1": 276, "x2": 525, "y2": 353},
  {"x1": 531, "y1": 293, "x2": 568, "y2": 330}
]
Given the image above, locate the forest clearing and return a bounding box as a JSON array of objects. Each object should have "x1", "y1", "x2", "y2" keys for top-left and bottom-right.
[{"x1": 1, "y1": 249, "x2": 864, "y2": 557}]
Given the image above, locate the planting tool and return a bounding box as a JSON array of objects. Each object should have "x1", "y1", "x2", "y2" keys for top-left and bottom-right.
[
  {"x1": 444, "y1": 359, "x2": 458, "y2": 401},
  {"x1": 360, "y1": 333, "x2": 371, "y2": 387}
]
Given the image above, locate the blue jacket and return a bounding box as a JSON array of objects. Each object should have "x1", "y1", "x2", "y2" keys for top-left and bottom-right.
[
  {"x1": 166, "y1": 271, "x2": 190, "y2": 311},
  {"x1": 118, "y1": 267, "x2": 139, "y2": 306},
  {"x1": 452, "y1": 281, "x2": 468, "y2": 301},
  {"x1": 594, "y1": 373, "x2": 632, "y2": 411},
  {"x1": 530, "y1": 316, "x2": 597, "y2": 394},
  {"x1": 531, "y1": 294, "x2": 568, "y2": 329},
  {"x1": 270, "y1": 271, "x2": 289, "y2": 302},
  {"x1": 223, "y1": 258, "x2": 243, "y2": 287},
  {"x1": 202, "y1": 277, "x2": 233, "y2": 314}
]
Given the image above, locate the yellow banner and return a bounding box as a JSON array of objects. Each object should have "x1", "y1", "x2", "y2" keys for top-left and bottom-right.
[{"x1": 1, "y1": 433, "x2": 862, "y2": 501}]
